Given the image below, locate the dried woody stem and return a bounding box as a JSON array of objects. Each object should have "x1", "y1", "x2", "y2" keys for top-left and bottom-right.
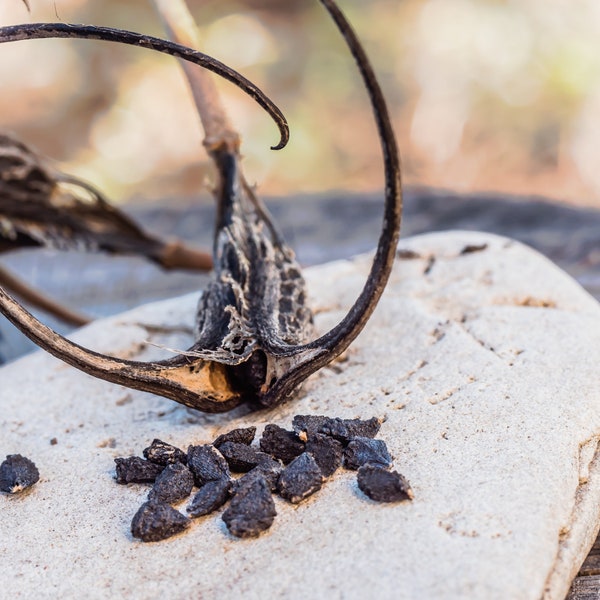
[
  {"x1": 0, "y1": 0, "x2": 402, "y2": 412},
  {"x1": 0, "y1": 132, "x2": 212, "y2": 326}
]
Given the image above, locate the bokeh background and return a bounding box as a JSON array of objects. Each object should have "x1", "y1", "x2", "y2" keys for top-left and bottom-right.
[{"x1": 1, "y1": 0, "x2": 600, "y2": 208}]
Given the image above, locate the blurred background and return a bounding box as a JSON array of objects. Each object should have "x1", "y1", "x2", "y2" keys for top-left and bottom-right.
[{"x1": 1, "y1": 0, "x2": 600, "y2": 208}]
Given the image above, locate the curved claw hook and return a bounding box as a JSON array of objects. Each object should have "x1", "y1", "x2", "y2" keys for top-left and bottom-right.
[{"x1": 0, "y1": 23, "x2": 289, "y2": 151}]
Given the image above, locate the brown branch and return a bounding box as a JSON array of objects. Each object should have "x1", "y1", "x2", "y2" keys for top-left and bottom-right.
[
  {"x1": 0, "y1": 264, "x2": 90, "y2": 327},
  {"x1": 152, "y1": 0, "x2": 241, "y2": 154}
]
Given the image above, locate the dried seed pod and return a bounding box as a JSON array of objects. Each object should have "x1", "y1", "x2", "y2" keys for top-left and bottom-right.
[
  {"x1": 143, "y1": 439, "x2": 187, "y2": 466},
  {"x1": 222, "y1": 473, "x2": 276, "y2": 538},
  {"x1": 131, "y1": 501, "x2": 190, "y2": 542},
  {"x1": 343, "y1": 437, "x2": 392, "y2": 470},
  {"x1": 277, "y1": 452, "x2": 324, "y2": 504},
  {"x1": 0, "y1": 454, "x2": 39, "y2": 493},
  {"x1": 213, "y1": 427, "x2": 256, "y2": 449},
  {"x1": 114, "y1": 456, "x2": 164, "y2": 484},
  {"x1": 305, "y1": 433, "x2": 343, "y2": 477},
  {"x1": 218, "y1": 441, "x2": 274, "y2": 473},
  {"x1": 357, "y1": 465, "x2": 414, "y2": 502},
  {"x1": 187, "y1": 444, "x2": 230, "y2": 487},
  {"x1": 148, "y1": 462, "x2": 194, "y2": 504},
  {"x1": 259, "y1": 424, "x2": 305, "y2": 464},
  {"x1": 186, "y1": 477, "x2": 232, "y2": 518}
]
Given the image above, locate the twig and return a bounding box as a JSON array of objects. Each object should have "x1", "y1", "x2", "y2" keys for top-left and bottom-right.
[{"x1": 0, "y1": 264, "x2": 89, "y2": 327}]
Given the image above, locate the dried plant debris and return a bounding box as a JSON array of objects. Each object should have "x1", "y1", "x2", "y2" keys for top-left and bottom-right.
[
  {"x1": 213, "y1": 427, "x2": 256, "y2": 449},
  {"x1": 0, "y1": 454, "x2": 39, "y2": 493},
  {"x1": 343, "y1": 437, "x2": 393, "y2": 470},
  {"x1": 222, "y1": 473, "x2": 276, "y2": 539},
  {"x1": 187, "y1": 477, "x2": 232, "y2": 518},
  {"x1": 131, "y1": 501, "x2": 191, "y2": 543},
  {"x1": 115, "y1": 456, "x2": 164, "y2": 484},
  {"x1": 357, "y1": 465, "x2": 414, "y2": 503},
  {"x1": 0, "y1": 0, "x2": 402, "y2": 413},
  {"x1": 277, "y1": 452, "x2": 324, "y2": 504},
  {"x1": 113, "y1": 415, "x2": 412, "y2": 543},
  {"x1": 148, "y1": 462, "x2": 194, "y2": 504},
  {"x1": 143, "y1": 439, "x2": 187, "y2": 466}
]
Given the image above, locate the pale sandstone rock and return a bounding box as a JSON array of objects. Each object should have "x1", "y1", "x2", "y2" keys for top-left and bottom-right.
[{"x1": 0, "y1": 231, "x2": 598, "y2": 600}]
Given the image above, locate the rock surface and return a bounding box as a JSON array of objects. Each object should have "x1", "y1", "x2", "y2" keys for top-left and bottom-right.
[{"x1": 0, "y1": 231, "x2": 599, "y2": 600}]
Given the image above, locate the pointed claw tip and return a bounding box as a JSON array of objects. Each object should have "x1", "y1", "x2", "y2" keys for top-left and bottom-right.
[{"x1": 270, "y1": 127, "x2": 290, "y2": 151}]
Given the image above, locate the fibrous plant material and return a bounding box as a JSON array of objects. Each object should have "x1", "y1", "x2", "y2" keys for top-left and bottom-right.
[
  {"x1": 221, "y1": 472, "x2": 276, "y2": 538},
  {"x1": 148, "y1": 462, "x2": 194, "y2": 504},
  {"x1": 0, "y1": 0, "x2": 402, "y2": 413},
  {"x1": 0, "y1": 454, "x2": 39, "y2": 493},
  {"x1": 343, "y1": 437, "x2": 393, "y2": 470},
  {"x1": 0, "y1": 133, "x2": 213, "y2": 326},
  {"x1": 114, "y1": 456, "x2": 164, "y2": 484},
  {"x1": 143, "y1": 439, "x2": 187, "y2": 466},
  {"x1": 357, "y1": 465, "x2": 414, "y2": 503},
  {"x1": 277, "y1": 452, "x2": 324, "y2": 504},
  {"x1": 131, "y1": 500, "x2": 191, "y2": 542},
  {"x1": 187, "y1": 477, "x2": 231, "y2": 518}
]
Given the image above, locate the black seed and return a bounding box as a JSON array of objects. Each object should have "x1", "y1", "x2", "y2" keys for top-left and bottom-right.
[
  {"x1": 306, "y1": 433, "x2": 343, "y2": 477},
  {"x1": 321, "y1": 417, "x2": 382, "y2": 443},
  {"x1": 357, "y1": 465, "x2": 414, "y2": 502},
  {"x1": 233, "y1": 456, "x2": 283, "y2": 493},
  {"x1": 222, "y1": 473, "x2": 276, "y2": 538},
  {"x1": 218, "y1": 441, "x2": 274, "y2": 473},
  {"x1": 277, "y1": 452, "x2": 324, "y2": 503},
  {"x1": 0, "y1": 454, "x2": 39, "y2": 493},
  {"x1": 148, "y1": 462, "x2": 194, "y2": 504},
  {"x1": 343, "y1": 437, "x2": 392, "y2": 470},
  {"x1": 292, "y1": 414, "x2": 330, "y2": 438},
  {"x1": 187, "y1": 444, "x2": 230, "y2": 487},
  {"x1": 213, "y1": 426, "x2": 256, "y2": 448},
  {"x1": 143, "y1": 439, "x2": 187, "y2": 466},
  {"x1": 259, "y1": 424, "x2": 305, "y2": 464},
  {"x1": 187, "y1": 477, "x2": 232, "y2": 518},
  {"x1": 131, "y1": 501, "x2": 190, "y2": 542},
  {"x1": 114, "y1": 456, "x2": 164, "y2": 485}
]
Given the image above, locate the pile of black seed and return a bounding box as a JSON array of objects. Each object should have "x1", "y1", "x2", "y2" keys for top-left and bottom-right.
[{"x1": 114, "y1": 415, "x2": 413, "y2": 543}]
